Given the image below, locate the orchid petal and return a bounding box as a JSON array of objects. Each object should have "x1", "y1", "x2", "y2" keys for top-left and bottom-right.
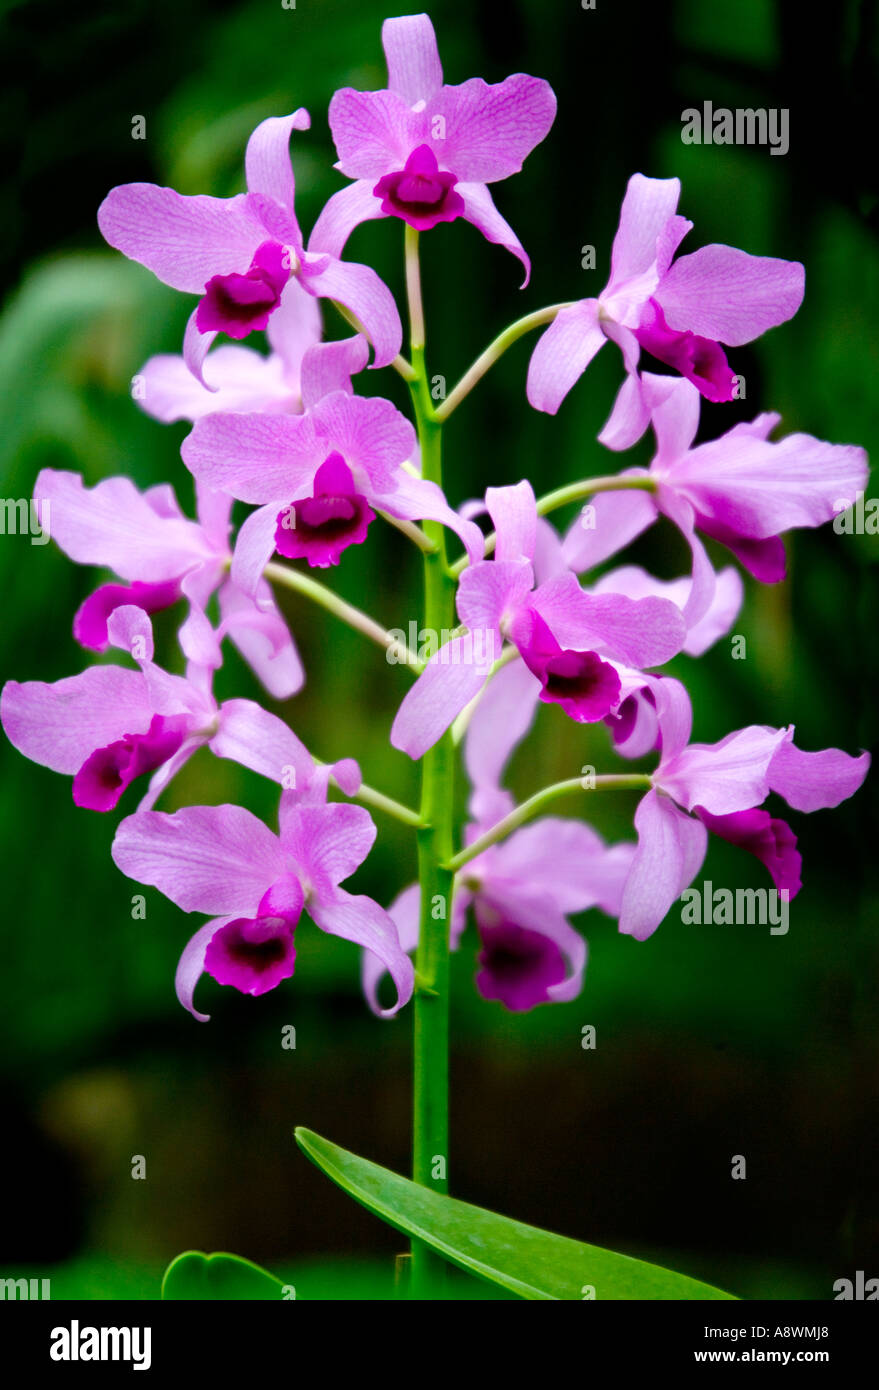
[
  {"x1": 619, "y1": 789, "x2": 707, "y2": 940},
  {"x1": 244, "y1": 109, "x2": 310, "y2": 210},
  {"x1": 526, "y1": 300, "x2": 605, "y2": 414},
  {"x1": 112, "y1": 804, "x2": 285, "y2": 914},
  {"x1": 382, "y1": 13, "x2": 444, "y2": 103},
  {"x1": 655, "y1": 244, "x2": 805, "y2": 346},
  {"x1": 97, "y1": 186, "x2": 265, "y2": 293},
  {"x1": 768, "y1": 740, "x2": 870, "y2": 812},
  {"x1": 310, "y1": 889, "x2": 414, "y2": 1016}
]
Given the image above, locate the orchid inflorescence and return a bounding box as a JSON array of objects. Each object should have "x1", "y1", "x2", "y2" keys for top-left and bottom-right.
[{"x1": 3, "y1": 13, "x2": 869, "y2": 1040}]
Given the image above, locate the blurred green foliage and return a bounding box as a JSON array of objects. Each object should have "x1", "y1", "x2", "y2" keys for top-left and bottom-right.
[{"x1": 1, "y1": 0, "x2": 877, "y2": 1298}]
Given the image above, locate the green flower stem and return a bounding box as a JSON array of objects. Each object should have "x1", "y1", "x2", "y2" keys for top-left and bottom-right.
[
  {"x1": 318, "y1": 763, "x2": 423, "y2": 828},
  {"x1": 264, "y1": 561, "x2": 423, "y2": 670},
  {"x1": 434, "y1": 302, "x2": 574, "y2": 423},
  {"x1": 536, "y1": 473, "x2": 657, "y2": 516},
  {"x1": 407, "y1": 226, "x2": 453, "y2": 1298},
  {"x1": 446, "y1": 774, "x2": 653, "y2": 873},
  {"x1": 376, "y1": 509, "x2": 437, "y2": 554},
  {"x1": 448, "y1": 472, "x2": 658, "y2": 577}
]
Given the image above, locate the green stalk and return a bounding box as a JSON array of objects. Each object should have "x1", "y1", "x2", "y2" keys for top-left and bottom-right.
[
  {"x1": 447, "y1": 774, "x2": 653, "y2": 872},
  {"x1": 406, "y1": 225, "x2": 454, "y2": 1298}
]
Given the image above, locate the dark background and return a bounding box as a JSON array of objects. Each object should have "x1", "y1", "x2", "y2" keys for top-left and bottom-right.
[{"x1": 1, "y1": 0, "x2": 877, "y2": 1298}]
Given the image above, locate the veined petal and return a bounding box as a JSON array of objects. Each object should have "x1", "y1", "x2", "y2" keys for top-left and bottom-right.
[
  {"x1": 230, "y1": 505, "x2": 281, "y2": 597},
  {"x1": 655, "y1": 244, "x2": 805, "y2": 346},
  {"x1": 308, "y1": 181, "x2": 387, "y2": 258},
  {"x1": 175, "y1": 916, "x2": 236, "y2": 1022},
  {"x1": 768, "y1": 739, "x2": 870, "y2": 812},
  {"x1": 659, "y1": 724, "x2": 790, "y2": 815},
  {"x1": 219, "y1": 580, "x2": 304, "y2": 699},
  {"x1": 457, "y1": 558, "x2": 533, "y2": 636},
  {"x1": 642, "y1": 372, "x2": 702, "y2": 462},
  {"x1": 526, "y1": 300, "x2": 605, "y2": 414},
  {"x1": 609, "y1": 174, "x2": 681, "y2": 285},
  {"x1": 528, "y1": 575, "x2": 686, "y2": 667},
  {"x1": 97, "y1": 185, "x2": 266, "y2": 293},
  {"x1": 433, "y1": 74, "x2": 556, "y2": 183},
  {"x1": 382, "y1": 13, "x2": 443, "y2": 102},
  {"x1": 2, "y1": 667, "x2": 154, "y2": 775},
  {"x1": 182, "y1": 411, "x2": 320, "y2": 503},
  {"x1": 310, "y1": 888, "x2": 414, "y2": 1016},
  {"x1": 34, "y1": 469, "x2": 209, "y2": 579},
  {"x1": 485, "y1": 480, "x2": 537, "y2": 563},
  {"x1": 138, "y1": 346, "x2": 297, "y2": 422},
  {"x1": 212, "y1": 698, "x2": 313, "y2": 787},
  {"x1": 244, "y1": 109, "x2": 310, "y2": 210},
  {"x1": 112, "y1": 804, "x2": 285, "y2": 914},
  {"x1": 328, "y1": 87, "x2": 424, "y2": 178},
  {"x1": 391, "y1": 633, "x2": 500, "y2": 759},
  {"x1": 662, "y1": 429, "x2": 868, "y2": 540},
  {"x1": 650, "y1": 675, "x2": 693, "y2": 761},
  {"x1": 310, "y1": 390, "x2": 416, "y2": 492},
  {"x1": 598, "y1": 373, "x2": 652, "y2": 452},
  {"x1": 593, "y1": 563, "x2": 743, "y2": 657},
  {"x1": 279, "y1": 801, "x2": 377, "y2": 891},
  {"x1": 362, "y1": 881, "x2": 420, "y2": 1015},
  {"x1": 298, "y1": 252, "x2": 403, "y2": 367},
  {"x1": 300, "y1": 335, "x2": 370, "y2": 410},
  {"x1": 619, "y1": 789, "x2": 707, "y2": 940}
]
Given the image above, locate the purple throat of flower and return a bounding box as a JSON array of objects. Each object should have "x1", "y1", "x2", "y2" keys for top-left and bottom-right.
[
  {"x1": 476, "y1": 913, "x2": 567, "y2": 1012},
  {"x1": 373, "y1": 144, "x2": 465, "y2": 231},
  {"x1": 204, "y1": 877, "x2": 304, "y2": 997},
  {"x1": 605, "y1": 687, "x2": 659, "y2": 747},
  {"x1": 513, "y1": 610, "x2": 621, "y2": 722},
  {"x1": 72, "y1": 714, "x2": 191, "y2": 812},
  {"x1": 196, "y1": 240, "x2": 291, "y2": 339},
  {"x1": 695, "y1": 805, "x2": 802, "y2": 898},
  {"x1": 73, "y1": 579, "x2": 183, "y2": 652},
  {"x1": 634, "y1": 298, "x2": 737, "y2": 403},
  {"x1": 274, "y1": 451, "x2": 376, "y2": 568}
]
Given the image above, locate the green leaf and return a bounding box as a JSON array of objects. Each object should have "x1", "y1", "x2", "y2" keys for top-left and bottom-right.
[
  {"x1": 162, "y1": 1251, "x2": 288, "y2": 1301},
  {"x1": 295, "y1": 1128, "x2": 737, "y2": 1301}
]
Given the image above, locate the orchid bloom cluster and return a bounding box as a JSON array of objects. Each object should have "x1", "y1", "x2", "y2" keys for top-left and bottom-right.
[{"x1": 3, "y1": 13, "x2": 869, "y2": 1034}]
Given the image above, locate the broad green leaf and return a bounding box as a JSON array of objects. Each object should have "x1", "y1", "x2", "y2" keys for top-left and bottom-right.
[
  {"x1": 162, "y1": 1251, "x2": 288, "y2": 1301},
  {"x1": 295, "y1": 1127, "x2": 737, "y2": 1301}
]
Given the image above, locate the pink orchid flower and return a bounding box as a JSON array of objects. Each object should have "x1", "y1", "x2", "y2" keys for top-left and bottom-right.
[
  {"x1": 98, "y1": 110, "x2": 402, "y2": 384},
  {"x1": 618, "y1": 677, "x2": 870, "y2": 940},
  {"x1": 112, "y1": 797, "x2": 413, "y2": 1019},
  {"x1": 35, "y1": 469, "x2": 303, "y2": 699},
  {"x1": 1, "y1": 607, "x2": 355, "y2": 814},
  {"x1": 460, "y1": 556, "x2": 744, "y2": 812},
  {"x1": 565, "y1": 373, "x2": 868, "y2": 625},
  {"x1": 391, "y1": 479, "x2": 686, "y2": 760},
  {"x1": 364, "y1": 814, "x2": 633, "y2": 1014},
  {"x1": 309, "y1": 13, "x2": 556, "y2": 285},
  {"x1": 136, "y1": 278, "x2": 322, "y2": 422},
  {"x1": 181, "y1": 336, "x2": 484, "y2": 586},
  {"x1": 527, "y1": 172, "x2": 804, "y2": 413}
]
